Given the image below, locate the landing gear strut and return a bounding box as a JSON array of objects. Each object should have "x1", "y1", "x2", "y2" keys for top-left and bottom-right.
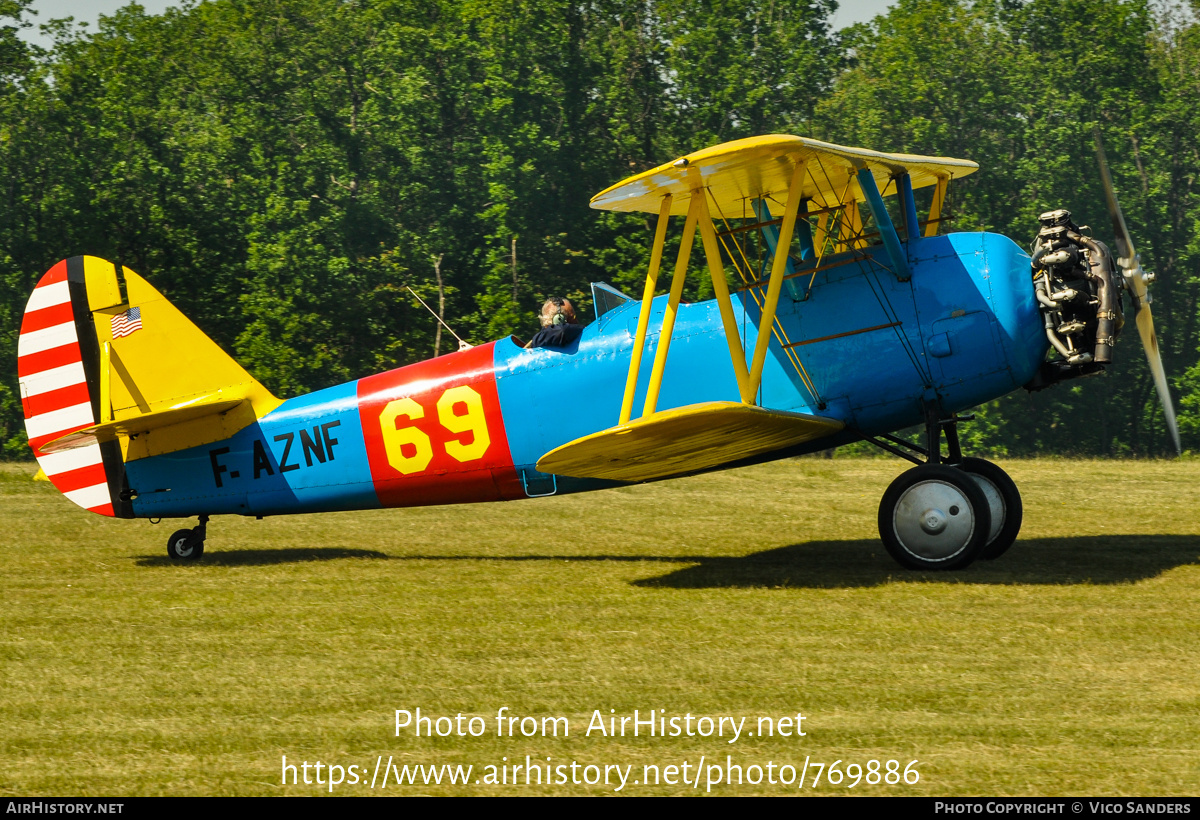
[
  {"x1": 867, "y1": 409, "x2": 1022, "y2": 570},
  {"x1": 167, "y1": 515, "x2": 208, "y2": 561}
]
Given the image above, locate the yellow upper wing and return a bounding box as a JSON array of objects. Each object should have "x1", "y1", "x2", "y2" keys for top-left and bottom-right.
[{"x1": 590, "y1": 134, "x2": 978, "y2": 217}]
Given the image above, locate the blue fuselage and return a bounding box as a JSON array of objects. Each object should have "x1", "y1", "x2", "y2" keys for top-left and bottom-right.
[{"x1": 125, "y1": 231, "x2": 1047, "y2": 518}]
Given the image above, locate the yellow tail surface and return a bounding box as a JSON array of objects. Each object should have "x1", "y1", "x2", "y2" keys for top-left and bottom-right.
[{"x1": 42, "y1": 256, "x2": 281, "y2": 461}]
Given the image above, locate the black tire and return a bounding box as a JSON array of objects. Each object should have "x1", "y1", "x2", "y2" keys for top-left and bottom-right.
[
  {"x1": 878, "y1": 464, "x2": 991, "y2": 571},
  {"x1": 959, "y1": 457, "x2": 1022, "y2": 560},
  {"x1": 167, "y1": 528, "x2": 204, "y2": 561}
]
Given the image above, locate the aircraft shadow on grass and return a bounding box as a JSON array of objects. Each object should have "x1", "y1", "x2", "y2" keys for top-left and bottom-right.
[
  {"x1": 134, "y1": 535, "x2": 1200, "y2": 587},
  {"x1": 630, "y1": 535, "x2": 1200, "y2": 589},
  {"x1": 133, "y1": 547, "x2": 391, "y2": 566}
]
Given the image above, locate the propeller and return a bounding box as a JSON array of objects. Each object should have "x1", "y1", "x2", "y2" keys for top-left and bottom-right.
[{"x1": 1093, "y1": 128, "x2": 1181, "y2": 455}]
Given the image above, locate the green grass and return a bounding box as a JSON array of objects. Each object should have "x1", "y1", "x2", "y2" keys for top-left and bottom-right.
[{"x1": 2, "y1": 458, "x2": 1199, "y2": 796}]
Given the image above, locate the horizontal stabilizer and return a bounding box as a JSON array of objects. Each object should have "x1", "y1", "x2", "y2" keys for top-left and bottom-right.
[
  {"x1": 536, "y1": 401, "x2": 843, "y2": 482},
  {"x1": 40, "y1": 397, "x2": 247, "y2": 454}
]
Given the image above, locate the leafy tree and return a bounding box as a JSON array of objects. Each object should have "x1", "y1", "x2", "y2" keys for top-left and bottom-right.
[{"x1": 7, "y1": 0, "x2": 1197, "y2": 461}]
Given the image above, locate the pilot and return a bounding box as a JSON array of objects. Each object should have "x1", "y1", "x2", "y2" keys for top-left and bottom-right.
[{"x1": 525, "y1": 296, "x2": 583, "y2": 350}]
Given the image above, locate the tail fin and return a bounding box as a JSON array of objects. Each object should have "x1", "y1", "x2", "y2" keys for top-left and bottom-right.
[{"x1": 17, "y1": 256, "x2": 281, "y2": 517}]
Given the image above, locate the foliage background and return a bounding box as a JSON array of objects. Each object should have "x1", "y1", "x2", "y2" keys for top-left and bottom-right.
[{"x1": 2, "y1": 0, "x2": 1197, "y2": 458}]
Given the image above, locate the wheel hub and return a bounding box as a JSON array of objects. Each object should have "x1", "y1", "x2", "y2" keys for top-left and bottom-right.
[
  {"x1": 893, "y1": 480, "x2": 976, "y2": 561},
  {"x1": 920, "y1": 508, "x2": 948, "y2": 534}
]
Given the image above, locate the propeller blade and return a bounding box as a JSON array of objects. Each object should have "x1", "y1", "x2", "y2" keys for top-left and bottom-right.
[
  {"x1": 1094, "y1": 128, "x2": 1137, "y2": 270},
  {"x1": 1093, "y1": 128, "x2": 1181, "y2": 455},
  {"x1": 1134, "y1": 301, "x2": 1182, "y2": 455}
]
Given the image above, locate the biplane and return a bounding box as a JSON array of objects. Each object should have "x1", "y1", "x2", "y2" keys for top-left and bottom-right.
[{"x1": 16, "y1": 135, "x2": 1179, "y2": 570}]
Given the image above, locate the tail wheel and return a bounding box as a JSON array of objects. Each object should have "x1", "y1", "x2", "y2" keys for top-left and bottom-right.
[
  {"x1": 959, "y1": 458, "x2": 1022, "y2": 560},
  {"x1": 878, "y1": 464, "x2": 991, "y2": 571},
  {"x1": 167, "y1": 528, "x2": 204, "y2": 561}
]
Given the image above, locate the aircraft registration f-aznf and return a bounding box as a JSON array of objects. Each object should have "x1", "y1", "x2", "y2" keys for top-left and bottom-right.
[{"x1": 16, "y1": 134, "x2": 1179, "y2": 570}]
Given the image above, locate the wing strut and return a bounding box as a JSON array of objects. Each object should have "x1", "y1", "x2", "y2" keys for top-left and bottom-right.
[
  {"x1": 694, "y1": 168, "x2": 753, "y2": 405},
  {"x1": 618, "y1": 158, "x2": 807, "y2": 421},
  {"x1": 856, "y1": 166, "x2": 910, "y2": 280},
  {"x1": 925, "y1": 175, "x2": 948, "y2": 238},
  {"x1": 747, "y1": 160, "x2": 806, "y2": 399},
  {"x1": 619, "y1": 193, "x2": 672, "y2": 425},
  {"x1": 640, "y1": 187, "x2": 703, "y2": 416}
]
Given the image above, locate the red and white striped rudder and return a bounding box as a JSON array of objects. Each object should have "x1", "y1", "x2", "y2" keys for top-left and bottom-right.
[{"x1": 17, "y1": 258, "x2": 128, "y2": 517}]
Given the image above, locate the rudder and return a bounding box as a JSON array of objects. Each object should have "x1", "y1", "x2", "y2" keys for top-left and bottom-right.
[
  {"x1": 18, "y1": 258, "x2": 125, "y2": 516},
  {"x1": 17, "y1": 256, "x2": 281, "y2": 517}
]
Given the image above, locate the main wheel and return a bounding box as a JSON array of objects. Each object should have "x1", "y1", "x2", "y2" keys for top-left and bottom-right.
[
  {"x1": 959, "y1": 457, "x2": 1022, "y2": 560},
  {"x1": 878, "y1": 464, "x2": 991, "y2": 571},
  {"x1": 167, "y1": 528, "x2": 204, "y2": 561}
]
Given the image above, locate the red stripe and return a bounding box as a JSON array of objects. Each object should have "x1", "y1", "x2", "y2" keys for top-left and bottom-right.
[
  {"x1": 20, "y1": 301, "x2": 75, "y2": 335},
  {"x1": 17, "y1": 343, "x2": 82, "y2": 379},
  {"x1": 88, "y1": 502, "x2": 115, "y2": 518},
  {"x1": 29, "y1": 426, "x2": 93, "y2": 456},
  {"x1": 22, "y1": 382, "x2": 91, "y2": 420},
  {"x1": 37, "y1": 260, "x2": 69, "y2": 287},
  {"x1": 49, "y1": 463, "x2": 108, "y2": 494}
]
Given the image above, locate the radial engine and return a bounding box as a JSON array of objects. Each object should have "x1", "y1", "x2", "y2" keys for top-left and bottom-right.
[{"x1": 1024, "y1": 208, "x2": 1124, "y2": 390}]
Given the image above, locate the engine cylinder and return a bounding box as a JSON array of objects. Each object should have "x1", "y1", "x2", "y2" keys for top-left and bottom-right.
[{"x1": 1025, "y1": 209, "x2": 1124, "y2": 389}]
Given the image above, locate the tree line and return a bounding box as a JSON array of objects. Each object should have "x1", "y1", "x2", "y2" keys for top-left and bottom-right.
[{"x1": 1, "y1": 0, "x2": 1196, "y2": 457}]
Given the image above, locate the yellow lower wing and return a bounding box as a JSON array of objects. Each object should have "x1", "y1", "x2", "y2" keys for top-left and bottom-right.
[{"x1": 536, "y1": 401, "x2": 844, "y2": 482}]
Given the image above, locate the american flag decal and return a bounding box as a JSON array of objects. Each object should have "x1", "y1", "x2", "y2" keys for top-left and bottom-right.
[{"x1": 111, "y1": 307, "x2": 142, "y2": 338}]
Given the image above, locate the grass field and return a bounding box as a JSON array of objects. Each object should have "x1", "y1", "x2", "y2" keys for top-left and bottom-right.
[{"x1": 2, "y1": 457, "x2": 1199, "y2": 796}]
